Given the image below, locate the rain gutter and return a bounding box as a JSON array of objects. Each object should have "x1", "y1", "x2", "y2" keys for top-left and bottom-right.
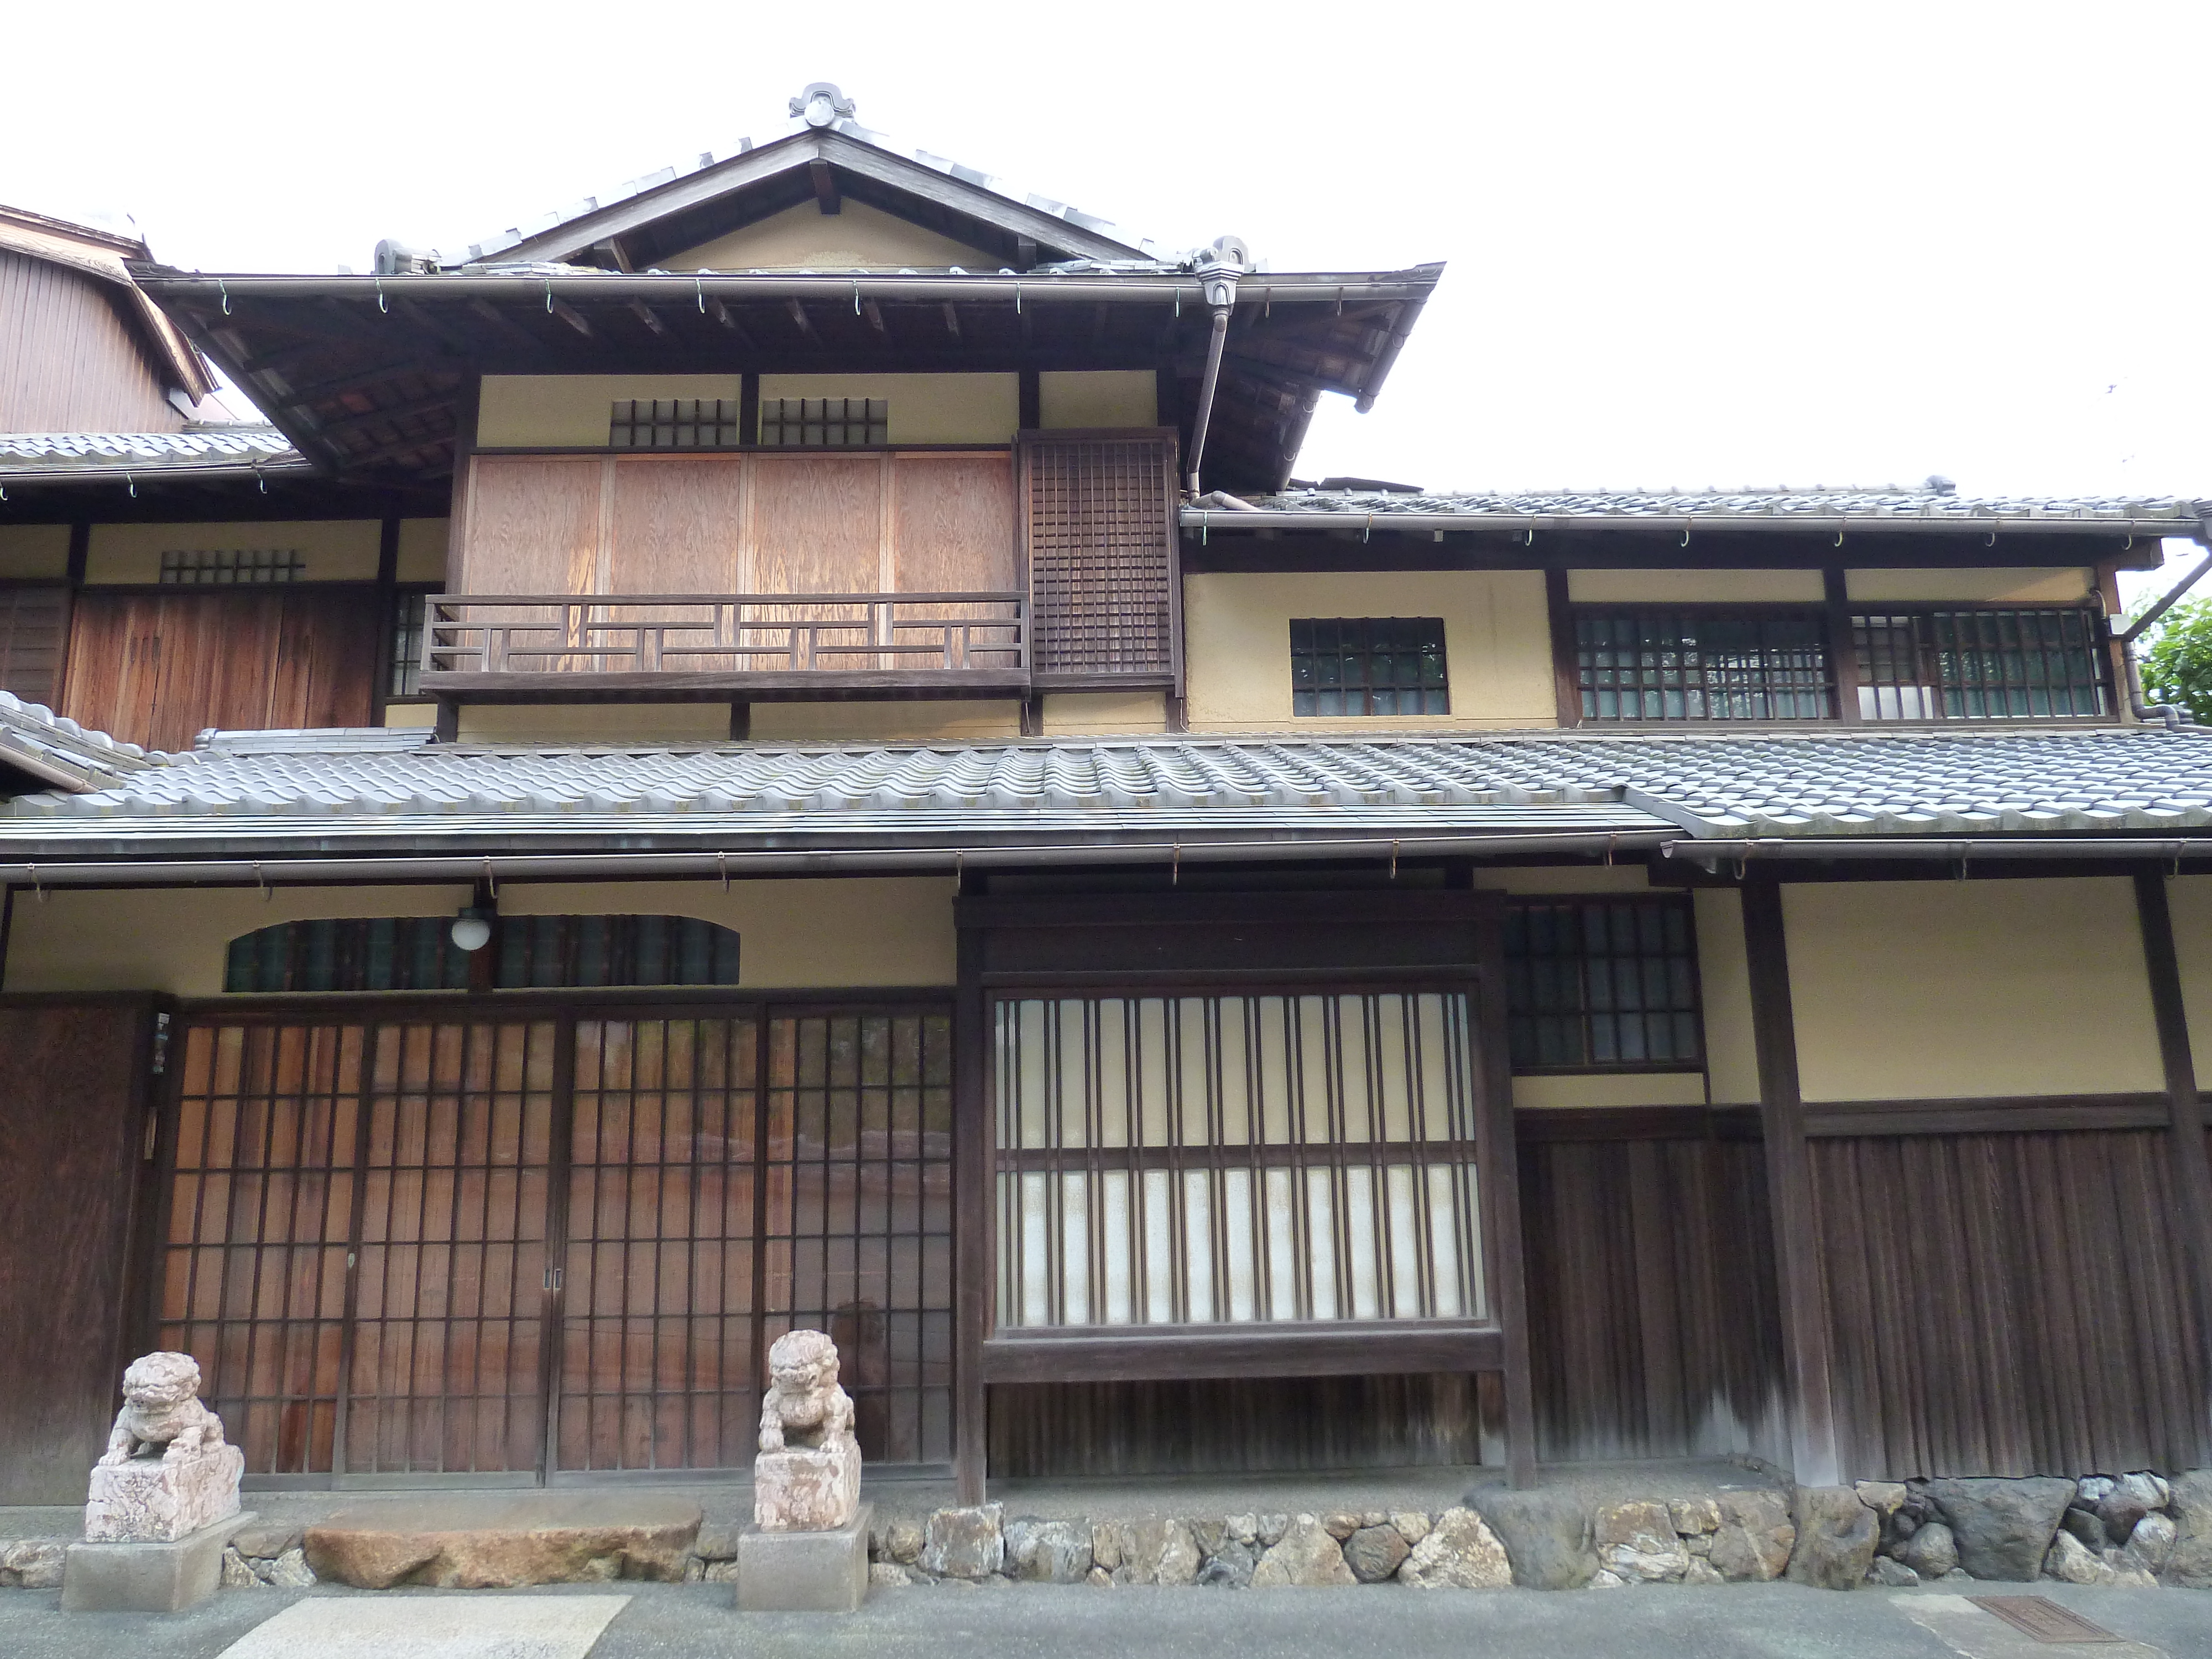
[{"x1": 1665, "y1": 836, "x2": 2212, "y2": 865}]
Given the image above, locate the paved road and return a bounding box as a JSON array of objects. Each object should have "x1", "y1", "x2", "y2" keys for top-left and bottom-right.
[{"x1": 3, "y1": 1580, "x2": 2208, "y2": 1659}]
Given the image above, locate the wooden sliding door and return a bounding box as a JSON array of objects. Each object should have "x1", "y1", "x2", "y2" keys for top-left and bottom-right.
[{"x1": 155, "y1": 998, "x2": 951, "y2": 1485}]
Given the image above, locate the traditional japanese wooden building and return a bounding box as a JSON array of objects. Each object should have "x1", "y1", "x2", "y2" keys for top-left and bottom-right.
[{"x1": 2, "y1": 87, "x2": 2209, "y2": 1512}]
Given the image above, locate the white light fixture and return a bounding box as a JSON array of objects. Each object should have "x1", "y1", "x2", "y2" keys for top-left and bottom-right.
[{"x1": 450, "y1": 906, "x2": 493, "y2": 953}]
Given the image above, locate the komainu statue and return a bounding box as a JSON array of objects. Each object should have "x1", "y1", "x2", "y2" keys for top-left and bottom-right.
[
  {"x1": 753, "y1": 1329, "x2": 860, "y2": 1531},
  {"x1": 84, "y1": 1353, "x2": 243, "y2": 1543}
]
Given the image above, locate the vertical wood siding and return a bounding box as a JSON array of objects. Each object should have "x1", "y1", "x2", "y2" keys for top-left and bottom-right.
[
  {"x1": 1812, "y1": 1128, "x2": 2211, "y2": 1478},
  {"x1": 0, "y1": 251, "x2": 182, "y2": 431},
  {"x1": 0, "y1": 585, "x2": 69, "y2": 707},
  {"x1": 61, "y1": 588, "x2": 379, "y2": 752},
  {"x1": 1517, "y1": 1130, "x2": 1788, "y2": 1463}
]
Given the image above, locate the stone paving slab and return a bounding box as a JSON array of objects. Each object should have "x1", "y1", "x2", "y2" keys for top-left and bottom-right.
[
  {"x1": 213, "y1": 1593, "x2": 629, "y2": 1659},
  {"x1": 305, "y1": 1495, "x2": 700, "y2": 1589}
]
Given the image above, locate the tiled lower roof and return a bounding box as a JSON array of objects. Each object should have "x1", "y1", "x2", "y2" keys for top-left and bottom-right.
[
  {"x1": 0, "y1": 426, "x2": 307, "y2": 481},
  {"x1": 0, "y1": 692, "x2": 148, "y2": 793},
  {"x1": 1208, "y1": 486, "x2": 2211, "y2": 528},
  {"x1": 4, "y1": 727, "x2": 2212, "y2": 853}
]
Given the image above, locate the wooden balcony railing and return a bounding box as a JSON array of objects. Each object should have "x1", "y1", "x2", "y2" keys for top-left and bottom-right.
[{"x1": 419, "y1": 592, "x2": 1029, "y2": 695}]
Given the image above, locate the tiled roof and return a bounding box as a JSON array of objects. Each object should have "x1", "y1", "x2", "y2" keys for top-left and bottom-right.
[
  {"x1": 0, "y1": 692, "x2": 149, "y2": 793},
  {"x1": 5, "y1": 728, "x2": 2212, "y2": 853},
  {"x1": 1202, "y1": 486, "x2": 2211, "y2": 528},
  {"x1": 0, "y1": 426, "x2": 307, "y2": 480}
]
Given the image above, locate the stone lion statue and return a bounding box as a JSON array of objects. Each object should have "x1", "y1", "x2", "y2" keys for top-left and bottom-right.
[
  {"x1": 758, "y1": 1329, "x2": 854, "y2": 1454},
  {"x1": 99, "y1": 1352, "x2": 226, "y2": 1466}
]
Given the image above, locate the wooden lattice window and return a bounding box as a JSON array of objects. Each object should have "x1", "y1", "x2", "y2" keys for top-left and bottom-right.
[
  {"x1": 159, "y1": 549, "x2": 303, "y2": 585},
  {"x1": 1504, "y1": 898, "x2": 1703, "y2": 1070},
  {"x1": 225, "y1": 915, "x2": 740, "y2": 993},
  {"x1": 756, "y1": 397, "x2": 886, "y2": 447},
  {"x1": 0, "y1": 585, "x2": 67, "y2": 707},
  {"x1": 388, "y1": 589, "x2": 428, "y2": 699},
  {"x1": 1291, "y1": 618, "x2": 1448, "y2": 716},
  {"x1": 1853, "y1": 608, "x2": 2110, "y2": 720},
  {"x1": 994, "y1": 991, "x2": 1486, "y2": 1328},
  {"x1": 609, "y1": 399, "x2": 744, "y2": 448},
  {"x1": 1574, "y1": 609, "x2": 1833, "y2": 722},
  {"x1": 1020, "y1": 431, "x2": 1179, "y2": 682}
]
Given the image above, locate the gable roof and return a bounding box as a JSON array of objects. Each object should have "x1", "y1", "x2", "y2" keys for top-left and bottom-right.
[{"x1": 0, "y1": 204, "x2": 214, "y2": 404}]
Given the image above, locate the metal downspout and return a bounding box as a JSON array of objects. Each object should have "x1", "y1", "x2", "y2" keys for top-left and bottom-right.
[
  {"x1": 2118, "y1": 520, "x2": 2212, "y2": 726},
  {"x1": 1183, "y1": 260, "x2": 1240, "y2": 495}
]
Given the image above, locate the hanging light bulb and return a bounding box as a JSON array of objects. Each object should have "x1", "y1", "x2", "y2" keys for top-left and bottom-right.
[{"x1": 450, "y1": 905, "x2": 493, "y2": 953}]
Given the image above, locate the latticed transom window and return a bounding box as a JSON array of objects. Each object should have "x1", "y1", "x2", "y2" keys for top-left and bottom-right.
[
  {"x1": 1504, "y1": 898, "x2": 1702, "y2": 1070},
  {"x1": 1575, "y1": 609, "x2": 1832, "y2": 722},
  {"x1": 225, "y1": 915, "x2": 741, "y2": 993},
  {"x1": 1853, "y1": 608, "x2": 2110, "y2": 720},
  {"x1": 159, "y1": 549, "x2": 303, "y2": 584},
  {"x1": 1290, "y1": 618, "x2": 1449, "y2": 716},
  {"x1": 608, "y1": 399, "x2": 744, "y2": 448},
  {"x1": 757, "y1": 397, "x2": 888, "y2": 447}
]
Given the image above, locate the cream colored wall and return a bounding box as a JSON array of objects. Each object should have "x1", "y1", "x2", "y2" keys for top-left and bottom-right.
[
  {"x1": 1785, "y1": 877, "x2": 2162, "y2": 1100},
  {"x1": 1183, "y1": 571, "x2": 1555, "y2": 732},
  {"x1": 747, "y1": 699, "x2": 1021, "y2": 742},
  {"x1": 84, "y1": 520, "x2": 381, "y2": 584},
  {"x1": 1846, "y1": 567, "x2": 2091, "y2": 603},
  {"x1": 397, "y1": 518, "x2": 449, "y2": 583},
  {"x1": 0, "y1": 524, "x2": 68, "y2": 578},
  {"x1": 1, "y1": 877, "x2": 955, "y2": 995},
  {"x1": 1038, "y1": 372, "x2": 1156, "y2": 430},
  {"x1": 671, "y1": 199, "x2": 996, "y2": 272},
  {"x1": 1694, "y1": 887, "x2": 1760, "y2": 1105},
  {"x1": 1040, "y1": 691, "x2": 1167, "y2": 735},
  {"x1": 456, "y1": 702, "x2": 732, "y2": 744},
  {"x1": 758, "y1": 373, "x2": 1018, "y2": 445},
  {"x1": 384, "y1": 703, "x2": 437, "y2": 729},
  {"x1": 1511, "y1": 1073, "x2": 1706, "y2": 1109},
  {"x1": 2164, "y1": 875, "x2": 2212, "y2": 1081},
  {"x1": 4, "y1": 884, "x2": 472, "y2": 996},
  {"x1": 478, "y1": 375, "x2": 744, "y2": 448},
  {"x1": 1568, "y1": 568, "x2": 1824, "y2": 604}
]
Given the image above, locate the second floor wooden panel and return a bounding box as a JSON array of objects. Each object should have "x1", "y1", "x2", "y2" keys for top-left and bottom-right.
[{"x1": 0, "y1": 249, "x2": 184, "y2": 433}]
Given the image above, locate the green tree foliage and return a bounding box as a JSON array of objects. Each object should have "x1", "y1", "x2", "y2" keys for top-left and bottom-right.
[{"x1": 2140, "y1": 594, "x2": 2212, "y2": 722}]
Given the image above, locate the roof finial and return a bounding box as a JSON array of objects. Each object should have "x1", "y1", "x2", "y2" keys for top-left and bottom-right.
[{"x1": 791, "y1": 83, "x2": 856, "y2": 129}]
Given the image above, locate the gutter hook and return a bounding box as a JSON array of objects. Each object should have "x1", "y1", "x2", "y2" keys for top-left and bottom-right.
[
  {"x1": 28, "y1": 863, "x2": 44, "y2": 903},
  {"x1": 483, "y1": 856, "x2": 498, "y2": 899},
  {"x1": 254, "y1": 859, "x2": 269, "y2": 901},
  {"x1": 696, "y1": 276, "x2": 706, "y2": 313},
  {"x1": 718, "y1": 849, "x2": 729, "y2": 892},
  {"x1": 218, "y1": 279, "x2": 229, "y2": 316},
  {"x1": 375, "y1": 274, "x2": 388, "y2": 314}
]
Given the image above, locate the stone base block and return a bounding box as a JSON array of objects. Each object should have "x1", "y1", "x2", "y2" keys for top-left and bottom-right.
[
  {"x1": 85, "y1": 1445, "x2": 245, "y2": 1543},
  {"x1": 754, "y1": 1442, "x2": 861, "y2": 1532},
  {"x1": 62, "y1": 1510, "x2": 255, "y2": 1613},
  {"x1": 304, "y1": 1493, "x2": 701, "y2": 1588},
  {"x1": 735, "y1": 1503, "x2": 871, "y2": 1613}
]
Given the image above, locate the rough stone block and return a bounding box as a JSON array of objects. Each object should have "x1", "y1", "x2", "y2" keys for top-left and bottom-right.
[
  {"x1": 1667, "y1": 1498, "x2": 1720, "y2": 1536},
  {"x1": 1866, "y1": 1556, "x2": 1919, "y2": 1587},
  {"x1": 1464, "y1": 1488, "x2": 1596, "y2": 1589},
  {"x1": 1252, "y1": 1515, "x2": 1355, "y2": 1586},
  {"x1": 1897, "y1": 1520, "x2": 1959, "y2": 1580},
  {"x1": 304, "y1": 1493, "x2": 700, "y2": 1588},
  {"x1": 0, "y1": 1540, "x2": 67, "y2": 1590},
  {"x1": 62, "y1": 1510, "x2": 254, "y2": 1613},
  {"x1": 1197, "y1": 1539, "x2": 1254, "y2": 1588},
  {"x1": 1683, "y1": 1556, "x2": 1727, "y2": 1586},
  {"x1": 1923, "y1": 1477, "x2": 2074, "y2": 1583},
  {"x1": 1004, "y1": 1516, "x2": 1092, "y2": 1583},
  {"x1": 1854, "y1": 1482, "x2": 1907, "y2": 1517},
  {"x1": 1390, "y1": 1511, "x2": 1433, "y2": 1546},
  {"x1": 2122, "y1": 1512, "x2": 2176, "y2": 1575},
  {"x1": 1106, "y1": 1519, "x2": 1199, "y2": 1585},
  {"x1": 1397, "y1": 1506, "x2": 1511, "y2": 1590},
  {"x1": 754, "y1": 1443, "x2": 860, "y2": 1533},
  {"x1": 1595, "y1": 1500, "x2": 1687, "y2": 1583},
  {"x1": 869, "y1": 1562, "x2": 912, "y2": 1588},
  {"x1": 1708, "y1": 1490, "x2": 1794, "y2": 1582},
  {"x1": 734, "y1": 1504, "x2": 870, "y2": 1612},
  {"x1": 1785, "y1": 1487, "x2": 1877, "y2": 1591},
  {"x1": 919, "y1": 1504, "x2": 1003, "y2": 1580},
  {"x1": 1319, "y1": 1511, "x2": 1361, "y2": 1541},
  {"x1": 2043, "y1": 1530, "x2": 2112, "y2": 1585},
  {"x1": 85, "y1": 1445, "x2": 245, "y2": 1545},
  {"x1": 231, "y1": 1522, "x2": 304, "y2": 1561},
  {"x1": 2162, "y1": 1469, "x2": 2212, "y2": 1587},
  {"x1": 1343, "y1": 1524, "x2": 1410, "y2": 1583},
  {"x1": 694, "y1": 1519, "x2": 744, "y2": 1562}
]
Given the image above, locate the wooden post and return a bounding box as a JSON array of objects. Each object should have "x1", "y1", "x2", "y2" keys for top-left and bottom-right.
[
  {"x1": 1740, "y1": 874, "x2": 1843, "y2": 1486},
  {"x1": 951, "y1": 888, "x2": 990, "y2": 1505},
  {"x1": 1823, "y1": 568, "x2": 1863, "y2": 723},
  {"x1": 1472, "y1": 897, "x2": 1539, "y2": 1487},
  {"x1": 1545, "y1": 567, "x2": 1580, "y2": 728},
  {"x1": 2132, "y1": 870, "x2": 2212, "y2": 1361}
]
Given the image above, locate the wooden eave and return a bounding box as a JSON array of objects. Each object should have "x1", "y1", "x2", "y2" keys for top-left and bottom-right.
[{"x1": 130, "y1": 265, "x2": 1443, "y2": 498}]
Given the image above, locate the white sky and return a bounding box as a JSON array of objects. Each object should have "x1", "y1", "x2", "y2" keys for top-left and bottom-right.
[{"x1": 4, "y1": 1, "x2": 2206, "y2": 596}]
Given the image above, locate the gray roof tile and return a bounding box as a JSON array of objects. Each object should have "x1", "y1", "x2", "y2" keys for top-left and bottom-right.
[{"x1": 1215, "y1": 485, "x2": 2210, "y2": 526}]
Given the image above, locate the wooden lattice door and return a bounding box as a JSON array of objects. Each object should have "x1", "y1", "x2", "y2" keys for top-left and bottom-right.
[{"x1": 1019, "y1": 430, "x2": 1180, "y2": 685}]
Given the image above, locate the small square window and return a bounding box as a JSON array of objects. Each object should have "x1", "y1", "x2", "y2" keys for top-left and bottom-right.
[
  {"x1": 607, "y1": 398, "x2": 743, "y2": 448},
  {"x1": 756, "y1": 397, "x2": 889, "y2": 447},
  {"x1": 1290, "y1": 617, "x2": 1448, "y2": 717}
]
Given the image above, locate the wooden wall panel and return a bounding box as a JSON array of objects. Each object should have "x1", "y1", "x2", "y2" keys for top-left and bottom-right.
[
  {"x1": 456, "y1": 456, "x2": 603, "y2": 595},
  {"x1": 1518, "y1": 1130, "x2": 1787, "y2": 1463},
  {"x1": 988, "y1": 1374, "x2": 1480, "y2": 1477},
  {"x1": 0, "y1": 585, "x2": 69, "y2": 707},
  {"x1": 1812, "y1": 1128, "x2": 2211, "y2": 1479},
  {"x1": 607, "y1": 456, "x2": 745, "y2": 596},
  {"x1": 0, "y1": 249, "x2": 181, "y2": 432},
  {"x1": 893, "y1": 454, "x2": 1018, "y2": 592},
  {"x1": 62, "y1": 589, "x2": 378, "y2": 752},
  {"x1": 750, "y1": 456, "x2": 882, "y2": 595},
  {"x1": 0, "y1": 999, "x2": 156, "y2": 1503}
]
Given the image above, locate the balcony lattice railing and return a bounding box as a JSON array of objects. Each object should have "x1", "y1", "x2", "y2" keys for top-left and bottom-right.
[{"x1": 424, "y1": 592, "x2": 1027, "y2": 679}]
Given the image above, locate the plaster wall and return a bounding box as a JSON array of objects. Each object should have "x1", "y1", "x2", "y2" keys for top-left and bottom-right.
[
  {"x1": 1783, "y1": 877, "x2": 2162, "y2": 1100},
  {"x1": 1037, "y1": 372, "x2": 1156, "y2": 430},
  {"x1": 478, "y1": 375, "x2": 744, "y2": 448},
  {"x1": 747, "y1": 698, "x2": 1021, "y2": 742},
  {"x1": 1568, "y1": 569, "x2": 1824, "y2": 604},
  {"x1": 2163, "y1": 874, "x2": 2212, "y2": 1082},
  {"x1": 396, "y1": 518, "x2": 449, "y2": 582},
  {"x1": 1845, "y1": 567, "x2": 2092, "y2": 603},
  {"x1": 757, "y1": 373, "x2": 1016, "y2": 445},
  {"x1": 84, "y1": 520, "x2": 382, "y2": 584},
  {"x1": 1182, "y1": 570, "x2": 1555, "y2": 732},
  {"x1": 0, "y1": 524, "x2": 68, "y2": 579},
  {"x1": 671, "y1": 199, "x2": 996, "y2": 272},
  {"x1": 1039, "y1": 690, "x2": 1167, "y2": 735},
  {"x1": 455, "y1": 702, "x2": 733, "y2": 744}
]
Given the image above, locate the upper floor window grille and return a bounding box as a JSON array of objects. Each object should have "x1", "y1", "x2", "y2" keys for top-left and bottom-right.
[
  {"x1": 1575, "y1": 609, "x2": 1832, "y2": 722},
  {"x1": 388, "y1": 589, "x2": 427, "y2": 698},
  {"x1": 758, "y1": 397, "x2": 888, "y2": 448},
  {"x1": 1504, "y1": 897, "x2": 1703, "y2": 1071},
  {"x1": 608, "y1": 399, "x2": 744, "y2": 448},
  {"x1": 1853, "y1": 608, "x2": 2110, "y2": 721},
  {"x1": 1290, "y1": 618, "x2": 1449, "y2": 716},
  {"x1": 225, "y1": 915, "x2": 741, "y2": 993},
  {"x1": 159, "y1": 549, "x2": 303, "y2": 585}
]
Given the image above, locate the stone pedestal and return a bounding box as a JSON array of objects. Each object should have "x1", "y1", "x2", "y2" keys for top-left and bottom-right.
[
  {"x1": 735, "y1": 1503, "x2": 871, "y2": 1612},
  {"x1": 85, "y1": 1444, "x2": 246, "y2": 1543},
  {"x1": 754, "y1": 1442, "x2": 860, "y2": 1533},
  {"x1": 62, "y1": 1510, "x2": 255, "y2": 1613}
]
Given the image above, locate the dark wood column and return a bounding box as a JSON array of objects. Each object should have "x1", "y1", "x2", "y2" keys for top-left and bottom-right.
[
  {"x1": 1472, "y1": 900, "x2": 1538, "y2": 1487},
  {"x1": 2131, "y1": 870, "x2": 2212, "y2": 1358},
  {"x1": 951, "y1": 891, "x2": 990, "y2": 1505},
  {"x1": 1740, "y1": 876, "x2": 1843, "y2": 1486}
]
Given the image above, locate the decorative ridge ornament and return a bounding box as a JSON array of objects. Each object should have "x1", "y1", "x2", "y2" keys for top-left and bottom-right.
[{"x1": 791, "y1": 84, "x2": 858, "y2": 129}]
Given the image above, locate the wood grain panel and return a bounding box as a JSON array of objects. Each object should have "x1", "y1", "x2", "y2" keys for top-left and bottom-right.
[
  {"x1": 607, "y1": 456, "x2": 745, "y2": 595},
  {"x1": 0, "y1": 999, "x2": 155, "y2": 1503},
  {"x1": 1812, "y1": 1128, "x2": 2211, "y2": 1479},
  {"x1": 0, "y1": 249, "x2": 181, "y2": 431},
  {"x1": 893, "y1": 453, "x2": 1017, "y2": 591},
  {"x1": 0, "y1": 585, "x2": 69, "y2": 707},
  {"x1": 1518, "y1": 1131, "x2": 1787, "y2": 1463},
  {"x1": 456, "y1": 455, "x2": 603, "y2": 596},
  {"x1": 62, "y1": 590, "x2": 378, "y2": 752},
  {"x1": 750, "y1": 456, "x2": 882, "y2": 594}
]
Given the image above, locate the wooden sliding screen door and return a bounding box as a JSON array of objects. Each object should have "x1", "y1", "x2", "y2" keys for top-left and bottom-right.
[{"x1": 155, "y1": 999, "x2": 952, "y2": 1484}]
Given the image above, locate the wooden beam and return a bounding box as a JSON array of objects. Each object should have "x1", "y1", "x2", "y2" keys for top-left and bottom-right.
[
  {"x1": 981, "y1": 1323, "x2": 1503, "y2": 1383},
  {"x1": 317, "y1": 389, "x2": 462, "y2": 438},
  {"x1": 466, "y1": 298, "x2": 556, "y2": 359},
  {"x1": 809, "y1": 158, "x2": 841, "y2": 215},
  {"x1": 1824, "y1": 567, "x2": 1863, "y2": 723},
  {"x1": 704, "y1": 297, "x2": 758, "y2": 351},
  {"x1": 547, "y1": 298, "x2": 594, "y2": 338},
  {"x1": 1015, "y1": 236, "x2": 1037, "y2": 269},
  {"x1": 1545, "y1": 567, "x2": 1580, "y2": 727},
  {"x1": 329, "y1": 424, "x2": 453, "y2": 469},
  {"x1": 1018, "y1": 369, "x2": 1040, "y2": 432},
  {"x1": 941, "y1": 302, "x2": 961, "y2": 338},
  {"x1": 2132, "y1": 870, "x2": 2212, "y2": 1381},
  {"x1": 862, "y1": 298, "x2": 886, "y2": 337},
  {"x1": 952, "y1": 891, "x2": 989, "y2": 1505},
  {"x1": 1472, "y1": 899, "x2": 1538, "y2": 1489},
  {"x1": 1741, "y1": 874, "x2": 1843, "y2": 1486},
  {"x1": 785, "y1": 298, "x2": 818, "y2": 343},
  {"x1": 627, "y1": 300, "x2": 667, "y2": 337},
  {"x1": 593, "y1": 237, "x2": 635, "y2": 273}
]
